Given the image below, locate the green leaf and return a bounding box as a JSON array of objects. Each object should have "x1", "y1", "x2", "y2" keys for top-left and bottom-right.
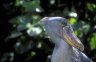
[
  {"x1": 90, "y1": 33, "x2": 96, "y2": 50},
  {"x1": 31, "y1": 51, "x2": 36, "y2": 57},
  {"x1": 74, "y1": 30, "x2": 79, "y2": 36},
  {"x1": 22, "y1": 0, "x2": 40, "y2": 11},
  {"x1": 69, "y1": 18, "x2": 76, "y2": 25},
  {"x1": 15, "y1": 0, "x2": 21, "y2": 6},
  {"x1": 87, "y1": 3, "x2": 96, "y2": 12}
]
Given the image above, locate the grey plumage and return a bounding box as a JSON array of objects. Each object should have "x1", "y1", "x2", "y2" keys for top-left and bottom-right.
[{"x1": 40, "y1": 17, "x2": 93, "y2": 62}]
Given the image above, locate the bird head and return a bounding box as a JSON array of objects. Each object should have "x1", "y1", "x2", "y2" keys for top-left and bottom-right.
[{"x1": 40, "y1": 17, "x2": 84, "y2": 51}]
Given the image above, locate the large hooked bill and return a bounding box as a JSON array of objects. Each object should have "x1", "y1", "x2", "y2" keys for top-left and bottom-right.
[{"x1": 63, "y1": 32, "x2": 84, "y2": 51}]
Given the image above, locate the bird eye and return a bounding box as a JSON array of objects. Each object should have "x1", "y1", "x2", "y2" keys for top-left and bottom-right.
[
  {"x1": 62, "y1": 22, "x2": 67, "y2": 26},
  {"x1": 62, "y1": 24, "x2": 70, "y2": 30},
  {"x1": 61, "y1": 22, "x2": 67, "y2": 27}
]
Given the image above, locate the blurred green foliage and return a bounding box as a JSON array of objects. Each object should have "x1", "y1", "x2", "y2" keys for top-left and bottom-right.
[
  {"x1": 90, "y1": 33, "x2": 96, "y2": 50},
  {"x1": 69, "y1": 17, "x2": 76, "y2": 25},
  {"x1": 0, "y1": 0, "x2": 96, "y2": 62}
]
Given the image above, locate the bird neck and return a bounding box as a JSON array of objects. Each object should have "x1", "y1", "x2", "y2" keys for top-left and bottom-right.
[
  {"x1": 52, "y1": 36, "x2": 71, "y2": 49},
  {"x1": 51, "y1": 38, "x2": 73, "y2": 62},
  {"x1": 54, "y1": 38, "x2": 73, "y2": 53}
]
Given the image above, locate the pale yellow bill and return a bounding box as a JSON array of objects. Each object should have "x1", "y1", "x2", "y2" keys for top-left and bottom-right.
[{"x1": 63, "y1": 33, "x2": 84, "y2": 51}]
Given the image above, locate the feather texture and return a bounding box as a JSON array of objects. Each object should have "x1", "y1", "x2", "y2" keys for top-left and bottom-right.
[{"x1": 40, "y1": 17, "x2": 93, "y2": 62}]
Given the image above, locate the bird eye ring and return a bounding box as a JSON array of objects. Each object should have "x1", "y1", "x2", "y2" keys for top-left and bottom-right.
[{"x1": 62, "y1": 22, "x2": 67, "y2": 26}]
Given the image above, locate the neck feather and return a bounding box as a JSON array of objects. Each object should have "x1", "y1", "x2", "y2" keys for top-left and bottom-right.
[{"x1": 51, "y1": 37, "x2": 73, "y2": 62}]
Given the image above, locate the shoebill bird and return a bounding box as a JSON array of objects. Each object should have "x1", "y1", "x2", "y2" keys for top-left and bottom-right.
[{"x1": 40, "y1": 17, "x2": 93, "y2": 62}]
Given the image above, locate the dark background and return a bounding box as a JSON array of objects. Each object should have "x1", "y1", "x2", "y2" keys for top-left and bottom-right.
[{"x1": 0, "y1": 0, "x2": 96, "y2": 62}]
